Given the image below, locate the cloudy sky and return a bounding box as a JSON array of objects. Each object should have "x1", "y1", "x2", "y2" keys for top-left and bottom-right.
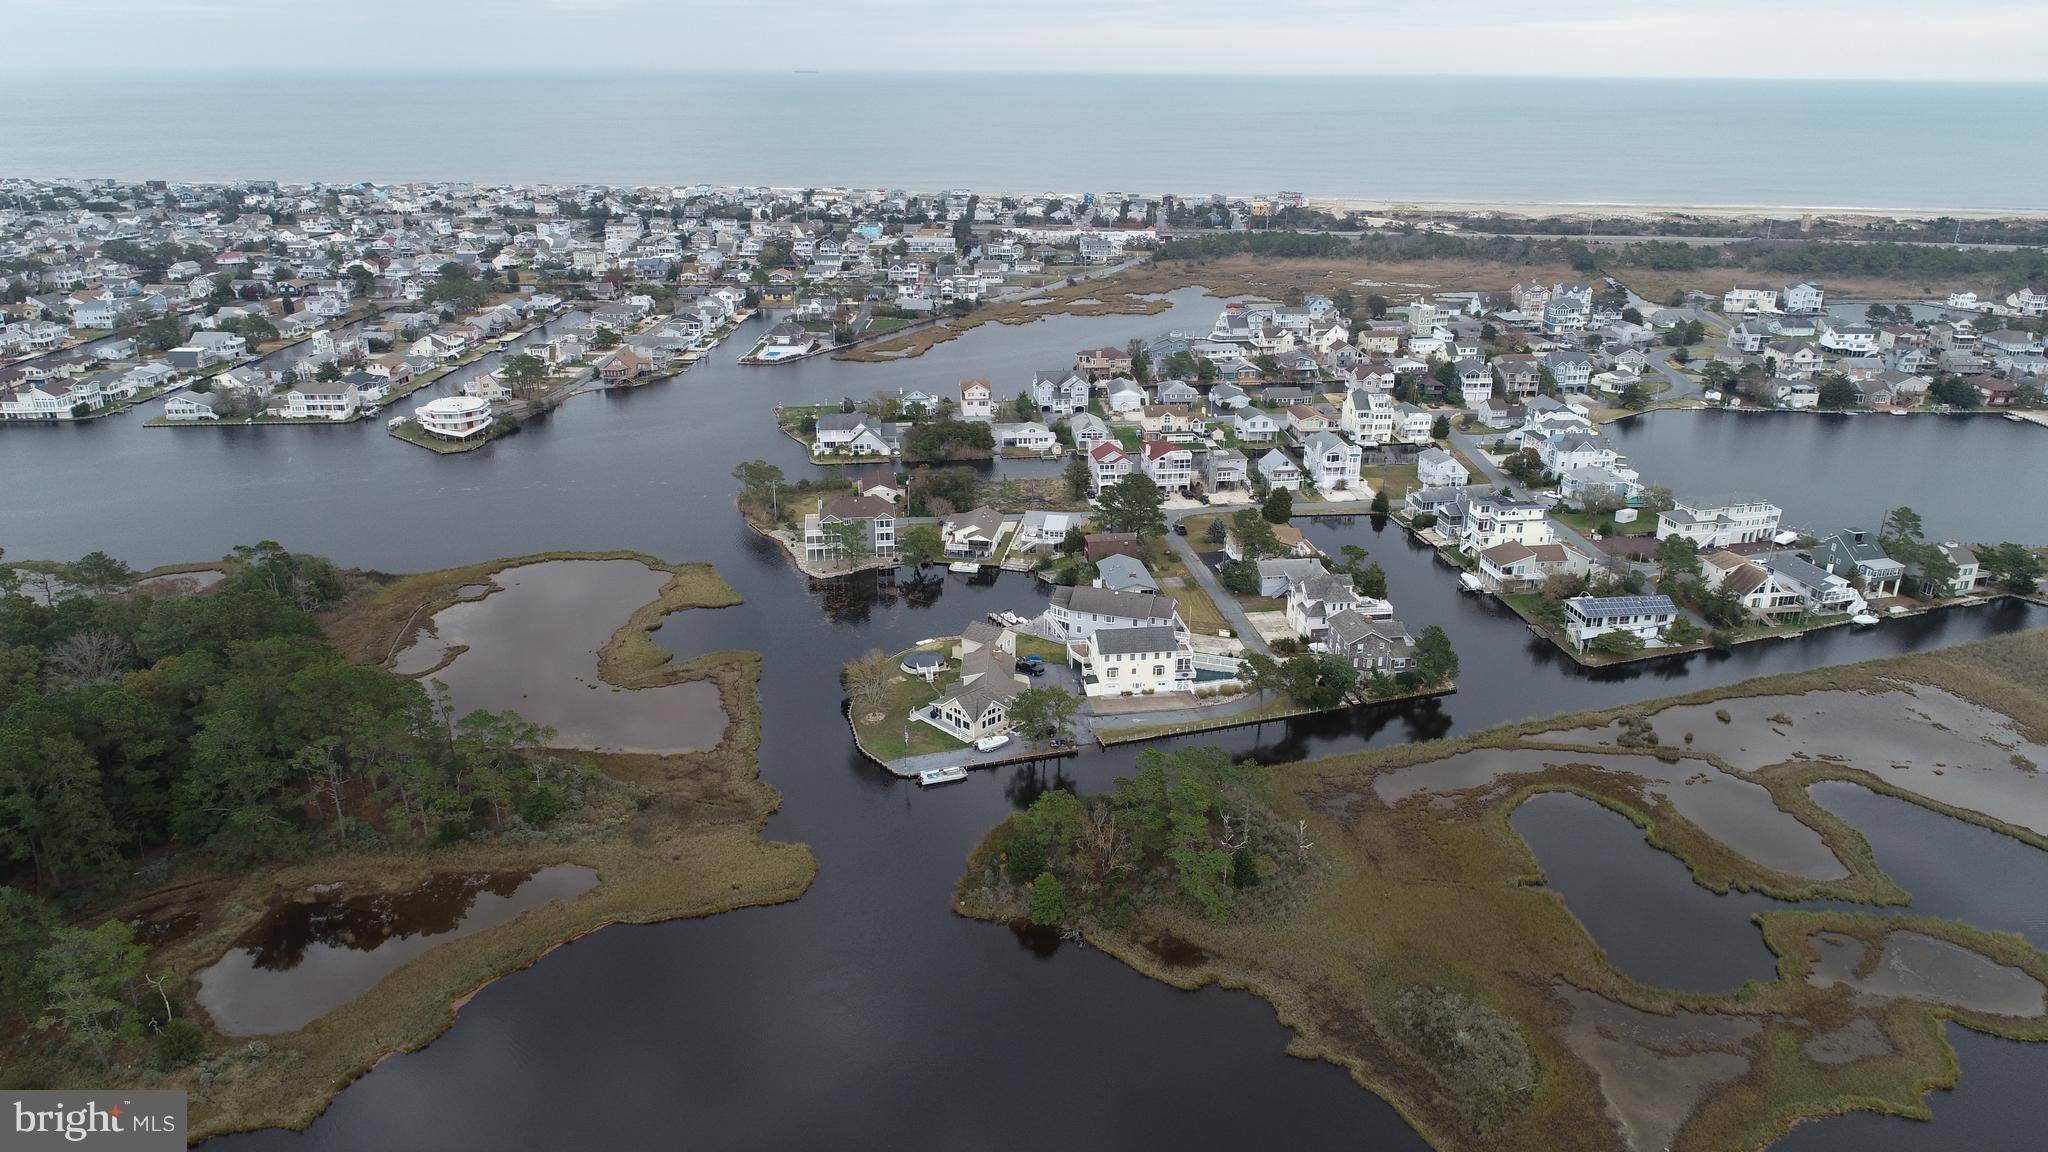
[{"x1": 8, "y1": 0, "x2": 2046, "y2": 81}]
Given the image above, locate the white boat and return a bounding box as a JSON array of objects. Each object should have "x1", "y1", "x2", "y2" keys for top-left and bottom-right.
[
  {"x1": 1457, "y1": 571, "x2": 1485, "y2": 593},
  {"x1": 947, "y1": 561, "x2": 980, "y2": 574},
  {"x1": 987, "y1": 610, "x2": 1027, "y2": 627},
  {"x1": 386, "y1": 415, "x2": 408, "y2": 429},
  {"x1": 917, "y1": 766, "x2": 969, "y2": 787},
  {"x1": 973, "y1": 734, "x2": 1011, "y2": 753},
  {"x1": 1851, "y1": 613, "x2": 1880, "y2": 626}
]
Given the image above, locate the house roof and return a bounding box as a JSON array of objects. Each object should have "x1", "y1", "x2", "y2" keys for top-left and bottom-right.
[
  {"x1": 1092, "y1": 624, "x2": 1179, "y2": 656},
  {"x1": 1050, "y1": 584, "x2": 1178, "y2": 622}
]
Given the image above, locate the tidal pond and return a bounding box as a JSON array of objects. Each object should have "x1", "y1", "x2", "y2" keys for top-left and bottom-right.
[
  {"x1": 1806, "y1": 931, "x2": 2045, "y2": 1019},
  {"x1": 1380, "y1": 745, "x2": 1844, "y2": 880},
  {"x1": 1544, "y1": 686, "x2": 2048, "y2": 835},
  {"x1": 196, "y1": 865, "x2": 599, "y2": 1036},
  {"x1": 390, "y1": 558, "x2": 727, "y2": 754}
]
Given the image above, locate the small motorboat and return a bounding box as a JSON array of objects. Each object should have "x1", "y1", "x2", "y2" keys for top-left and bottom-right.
[
  {"x1": 947, "y1": 561, "x2": 980, "y2": 574},
  {"x1": 1457, "y1": 571, "x2": 1485, "y2": 594},
  {"x1": 1851, "y1": 613, "x2": 1880, "y2": 626},
  {"x1": 973, "y1": 733, "x2": 1011, "y2": 753},
  {"x1": 917, "y1": 766, "x2": 969, "y2": 787}
]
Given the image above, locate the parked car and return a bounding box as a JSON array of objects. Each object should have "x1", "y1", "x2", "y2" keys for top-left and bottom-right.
[
  {"x1": 1173, "y1": 523, "x2": 1188, "y2": 535},
  {"x1": 1014, "y1": 656, "x2": 1044, "y2": 676},
  {"x1": 972, "y1": 733, "x2": 1011, "y2": 753}
]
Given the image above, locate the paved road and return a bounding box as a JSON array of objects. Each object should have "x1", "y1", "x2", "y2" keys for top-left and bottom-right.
[{"x1": 1443, "y1": 429, "x2": 1609, "y2": 563}]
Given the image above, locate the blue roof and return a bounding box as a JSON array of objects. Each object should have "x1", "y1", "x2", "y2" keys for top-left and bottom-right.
[{"x1": 1570, "y1": 594, "x2": 1677, "y2": 617}]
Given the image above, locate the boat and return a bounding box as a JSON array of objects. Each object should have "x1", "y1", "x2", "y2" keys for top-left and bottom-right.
[
  {"x1": 386, "y1": 414, "x2": 408, "y2": 429},
  {"x1": 947, "y1": 561, "x2": 980, "y2": 574},
  {"x1": 987, "y1": 610, "x2": 1027, "y2": 627},
  {"x1": 1851, "y1": 613, "x2": 1880, "y2": 626},
  {"x1": 917, "y1": 766, "x2": 969, "y2": 787},
  {"x1": 973, "y1": 733, "x2": 1011, "y2": 753},
  {"x1": 1457, "y1": 571, "x2": 1485, "y2": 594}
]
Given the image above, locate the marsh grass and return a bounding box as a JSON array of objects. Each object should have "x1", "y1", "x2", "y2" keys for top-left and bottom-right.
[
  {"x1": 955, "y1": 626, "x2": 2048, "y2": 1152},
  {"x1": 10, "y1": 553, "x2": 815, "y2": 1142}
]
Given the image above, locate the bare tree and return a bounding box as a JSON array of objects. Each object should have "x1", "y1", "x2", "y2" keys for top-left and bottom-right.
[
  {"x1": 45, "y1": 629, "x2": 131, "y2": 690},
  {"x1": 841, "y1": 649, "x2": 896, "y2": 716},
  {"x1": 1295, "y1": 819, "x2": 1315, "y2": 861}
]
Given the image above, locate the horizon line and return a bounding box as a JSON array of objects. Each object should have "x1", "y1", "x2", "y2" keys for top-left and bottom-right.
[{"x1": 3, "y1": 68, "x2": 2045, "y2": 86}]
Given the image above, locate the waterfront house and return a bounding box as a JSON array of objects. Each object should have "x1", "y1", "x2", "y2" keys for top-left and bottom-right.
[
  {"x1": 1140, "y1": 439, "x2": 1195, "y2": 493},
  {"x1": 1810, "y1": 527, "x2": 1905, "y2": 596},
  {"x1": 1067, "y1": 624, "x2": 1194, "y2": 698},
  {"x1": 1068, "y1": 411, "x2": 1112, "y2": 451},
  {"x1": 1563, "y1": 595, "x2": 1679, "y2": 651},
  {"x1": 1701, "y1": 553, "x2": 1804, "y2": 620},
  {"x1": 1156, "y1": 380, "x2": 1201, "y2": 407},
  {"x1": 1457, "y1": 492, "x2": 1554, "y2": 554},
  {"x1": 1300, "y1": 430, "x2": 1364, "y2": 492},
  {"x1": 994, "y1": 421, "x2": 1058, "y2": 454},
  {"x1": 1077, "y1": 345, "x2": 1133, "y2": 375},
  {"x1": 1318, "y1": 610, "x2": 1415, "y2": 675},
  {"x1": 1906, "y1": 542, "x2": 1982, "y2": 597},
  {"x1": 959, "y1": 378, "x2": 993, "y2": 421},
  {"x1": 1208, "y1": 382, "x2": 1250, "y2": 410},
  {"x1": 413, "y1": 395, "x2": 494, "y2": 439},
  {"x1": 1088, "y1": 441, "x2": 1133, "y2": 492},
  {"x1": 1105, "y1": 377, "x2": 1148, "y2": 413},
  {"x1": 268, "y1": 380, "x2": 361, "y2": 421},
  {"x1": 1009, "y1": 510, "x2": 1079, "y2": 556},
  {"x1": 1722, "y1": 284, "x2": 1779, "y2": 315},
  {"x1": 1031, "y1": 370, "x2": 1090, "y2": 416},
  {"x1": 941, "y1": 506, "x2": 1008, "y2": 557},
  {"x1": 1656, "y1": 496, "x2": 1782, "y2": 549},
  {"x1": 1760, "y1": 553, "x2": 1867, "y2": 618},
  {"x1": 1543, "y1": 349, "x2": 1595, "y2": 392},
  {"x1": 1782, "y1": 282, "x2": 1825, "y2": 314},
  {"x1": 921, "y1": 626, "x2": 1025, "y2": 743},
  {"x1": 1042, "y1": 585, "x2": 1184, "y2": 643},
  {"x1": 162, "y1": 392, "x2": 222, "y2": 421},
  {"x1": 802, "y1": 495, "x2": 898, "y2": 564},
  {"x1": 1286, "y1": 569, "x2": 1376, "y2": 638},
  {"x1": 1477, "y1": 540, "x2": 1596, "y2": 592},
  {"x1": 812, "y1": 412, "x2": 898, "y2": 458}
]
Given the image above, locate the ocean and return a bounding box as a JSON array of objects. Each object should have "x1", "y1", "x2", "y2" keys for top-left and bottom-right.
[{"x1": 3, "y1": 72, "x2": 2045, "y2": 210}]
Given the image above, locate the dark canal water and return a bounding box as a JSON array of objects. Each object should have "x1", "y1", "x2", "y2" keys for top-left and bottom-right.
[{"x1": 2, "y1": 291, "x2": 2041, "y2": 1149}]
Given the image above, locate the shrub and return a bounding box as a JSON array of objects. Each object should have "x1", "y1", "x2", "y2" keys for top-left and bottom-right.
[
  {"x1": 154, "y1": 1019, "x2": 206, "y2": 1071},
  {"x1": 518, "y1": 781, "x2": 566, "y2": 826},
  {"x1": 1001, "y1": 837, "x2": 1045, "y2": 882}
]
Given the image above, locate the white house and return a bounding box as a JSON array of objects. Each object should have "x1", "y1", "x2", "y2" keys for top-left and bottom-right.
[
  {"x1": 1042, "y1": 585, "x2": 1184, "y2": 643},
  {"x1": 1782, "y1": 282, "x2": 1825, "y2": 314},
  {"x1": 1257, "y1": 448, "x2": 1303, "y2": 491},
  {"x1": 1416, "y1": 446, "x2": 1469, "y2": 488},
  {"x1": 1563, "y1": 594, "x2": 1680, "y2": 651},
  {"x1": 1656, "y1": 496, "x2": 1783, "y2": 549},
  {"x1": 1139, "y1": 439, "x2": 1195, "y2": 493},
  {"x1": 1339, "y1": 389, "x2": 1395, "y2": 444},
  {"x1": 959, "y1": 378, "x2": 993, "y2": 421},
  {"x1": 413, "y1": 395, "x2": 495, "y2": 439},
  {"x1": 1299, "y1": 431, "x2": 1363, "y2": 492},
  {"x1": 1067, "y1": 624, "x2": 1195, "y2": 698},
  {"x1": 1088, "y1": 442, "x2": 1133, "y2": 492}
]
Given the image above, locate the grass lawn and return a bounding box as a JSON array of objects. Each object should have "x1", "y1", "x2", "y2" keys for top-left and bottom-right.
[
  {"x1": 1553, "y1": 508, "x2": 1656, "y2": 538},
  {"x1": 850, "y1": 645, "x2": 972, "y2": 761},
  {"x1": 1359, "y1": 462, "x2": 1418, "y2": 497},
  {"x1": 1152, "y1": 549, "x2": 1233, "y2": 636},
  {"x1": 1014, "y1": 635, "x2": 1068, "y2": 664},
  {"x1": 1111, "y1": 424, "x2": 1143, "y2": 451},
  {"x1": 864, "y1": 316, "x2": 911, "y2": 335}
]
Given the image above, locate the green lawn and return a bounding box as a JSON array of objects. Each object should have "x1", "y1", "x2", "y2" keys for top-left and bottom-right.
[
  {"x1": 1553, "y1": 508, "x2": 1656, "y2": 538},
  {"x1": 1015, "y1": 635, "x2": 1068, "y2": 664},
  {"x1": 851, "y1": 647, "x2": 971, "y2": 761}
]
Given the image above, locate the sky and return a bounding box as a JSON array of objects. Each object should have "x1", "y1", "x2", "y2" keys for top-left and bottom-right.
[{"x1": 6, "y1": 0, "x2": 2047, "y2": 81}]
